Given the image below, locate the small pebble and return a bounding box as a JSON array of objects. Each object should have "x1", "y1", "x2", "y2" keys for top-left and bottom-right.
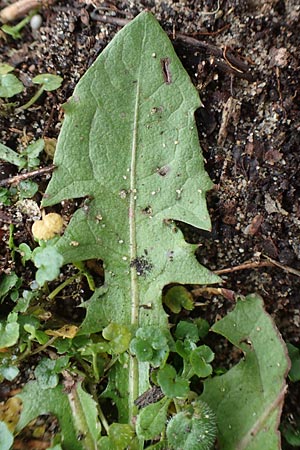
[{"x1": 30, "y1": 14, "x2": 43, "y2": 32}]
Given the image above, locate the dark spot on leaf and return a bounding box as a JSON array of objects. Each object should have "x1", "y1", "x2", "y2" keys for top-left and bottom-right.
[
  {"x1": 157, "y1": 165, "x2": 170, "y2": 177},
  {"x1": 161, "y1": 57, "x2": 172, "y2": 84},
  {"x1": 151, "y1": 106, "x2": 163, "y2": 115},
  {"x1": 166, "y1": 250, "x2": 174, "y2": 261},
  {"x1": 130, "y1": 255, "x2": 153, "y2": 277},
  {"x1": 142, "y1": 205, "x2": 152, "y2": 215}
]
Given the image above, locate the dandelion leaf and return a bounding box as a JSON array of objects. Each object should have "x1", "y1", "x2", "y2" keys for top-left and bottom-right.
[{"x1": 42, "y1": 11, "x2": 219, "y2": 421}]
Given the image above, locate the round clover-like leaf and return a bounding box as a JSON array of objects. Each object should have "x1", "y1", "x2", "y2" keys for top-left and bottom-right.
[
  {"x1": 102, "y1": 323, "x2": 131, "y2": 354},
  {"x1": 130, "y1": 337, "x2": 153, "y2": 362},
  {"x1": 0, "y1": 73, "x2": 23, "y2": 98},
  {"x1": 32, "y1": 74, "x2": 63, "y2": 91},
  {"x1": 190, "y1": 345, "x2": 214, "y2": 378},
  {"x1": 34, "y1": 358, "x2": 59, "y2": 389},
  {"x1": 32, "y1": 246, "x2": 64, "y2": 286},
  {"x1": 157, "y1": 364, "x2": 189, "y2": 398},
  {"x1": 164, "y1": 285, "x2": 194, "y2": 313},
  {"x1": 166, "y1": 399, "x2": 217, "y2": 450},
  {"x1": 130, "y1": 326, "x2": 169, "y2": 367},
  {"x1": 175, "y1": 320, "x2": 199, "y2": 343}
]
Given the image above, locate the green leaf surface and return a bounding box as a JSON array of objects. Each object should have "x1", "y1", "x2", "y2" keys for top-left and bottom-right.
[
  {"x1": 190, "y1": 345, "x2": 214, "y2": 378},
  {"x1": 166, "y1": 399, "x2": 217, "y2": 450},
  {"x1": 130, "y1": 326, "x2": 169, "y2": 367},
  {"x1": 0, "y1": 365, "x2": 19, "y2": 381},
  {"x1": 16, "y1": 381, "x2": 100, "y2": 450},
  {"x1": 32, "y1": 246, "x2": 64, "y2": 286},
  {"x1": 32, "y1": 74, "x2": 63, "y2": 91},
  {"x1": 0, "y1": 142, "x2": 22, "y2": 167},
  {"x1": 175, "y1": 320, "x2": 199, "y2": 343},
  {"x1": 164, "y1": 285, "x2": 194, "y2": 313},
  {"x1": 102, "y1": 322, "x2": 131, "y2": 354},
  {"x1": 42, "y1": 11, "x2": 219, "y2": 422},
  {"x1": 0, "y1": 73, "x2": 23, "y2": 98},
  {"x1": 287, "y1": 342, "x2": 300, "y2": 382},
  {"x1": 0, "y1": 313, "x2": 19, "y2": 348},
  {"x1": 0, "y1": 272, "x2": 19, "y2": 301},
  {"x1": 201, "y1": 294, "x2": 290, "y2": 450},
  {"x1": 98, "y1": 423, "x2": 134, "y2": 449},
  {"x1": 157, "y1": 364, "x2": 189, "y2": 398},
  {"x1": 0, "y1": 421, "x2": 14, "y2": 450},
  {"x1": 136, "y1": 396, "x2": 171, "y2": 440},
  {"x1": 0, "y1": 64, "x2": 14, "y2": 75}
]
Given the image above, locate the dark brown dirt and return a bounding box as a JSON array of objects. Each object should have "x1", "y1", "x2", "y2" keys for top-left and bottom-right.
[{"x1": 1, "y1": 0, "x2": 300, "y2": 448}]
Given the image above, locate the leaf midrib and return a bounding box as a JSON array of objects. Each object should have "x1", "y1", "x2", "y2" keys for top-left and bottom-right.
[
  {"x1": 129, "y1": 78, "x2": 140, "y2": 328},
  {"x1": 128, "y1": 25, "x2": 146, "y2": 421}
]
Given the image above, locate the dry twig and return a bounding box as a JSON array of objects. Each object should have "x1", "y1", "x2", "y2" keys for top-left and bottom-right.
[
  {"x1": 0, "y1": 164, "x2": 55, "y2": 187},
  {"x1": 0, "y1": 0, "x2": 55, "y2": 23}
]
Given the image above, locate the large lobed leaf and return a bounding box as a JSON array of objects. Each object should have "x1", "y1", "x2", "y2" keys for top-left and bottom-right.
[
  {"x1": 42, "y1": 11, "x2": 219, "y2": 420},
  {"x1": 16, "y1": 381, "x2": 100, "y2": 449},
  {"x1": 201, "y1": 294, "x2": 290, "y2": 450}
]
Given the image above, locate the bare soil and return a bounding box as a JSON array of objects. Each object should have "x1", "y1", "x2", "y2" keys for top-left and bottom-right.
[{"x1": 0, "y1": 0, "x2": 300, "y2": 449}]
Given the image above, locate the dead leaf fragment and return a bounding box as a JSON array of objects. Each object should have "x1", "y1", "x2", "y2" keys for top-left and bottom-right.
[
  {"x1": 45, "y1": 325, "x2": 78, "y2": 339},
  {"x1": 0, "y1": 397, "x2": 22, "y2": 431}
]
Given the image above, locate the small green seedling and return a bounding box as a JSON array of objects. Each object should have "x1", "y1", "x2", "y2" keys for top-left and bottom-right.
[
  {"x1": 19, "y1": 74, "x2": 63, "y2": 110},
  {"x1": 32, "y1": 245, "x2": 64, "y2": 287},
  {"x1": 0, "y1": 138, "x2": 44, "y2": 170},
  {"x1": 1, "y1": 12, "x2": 36, "y2": 39},
  {"x1": 0, "y1": 63, "x2": 23, "y2": 98}
]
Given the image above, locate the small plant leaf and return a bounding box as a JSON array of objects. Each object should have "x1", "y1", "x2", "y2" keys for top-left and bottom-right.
[
  {"x1": 0, "y1": 63, "x2": 14, "y2": 75},
  {"x1": 0, "y1": 421, "x2": 14, "y2": 450},
  {"x1": 0, "y1": 142, "x2": 23, "y2": 167},
  {"x1": 42, "y1": 10, "x2": 219, "y2": 423},
  {"x1": 175, "y1": 320, "x2": 199, "y2": 343},
  {"x1": 32, "y1": 246, "x2": 64, "y2": 285},
  {"x1": 98, "y1": 423, "x2": 135, "y2": 449},
  {"x1": 130, "y1": 326, "x2": 169, "y2": 367},
  {"x1": 164, "y1": 285, "x2": 194, "y2": 313},
  {"x1": 157, "y1": 364, "x2": 190, "y2": 398},
  {"x1": 136, "y1": 396, "x2": 171, "y2": 440},
  {"x1": 0, "y1": 313, "x2": 19, "y2": 348},
  {"x1": 201, "y1": 294, "x2": 290, "y2": 450},
  {"x1": 18, "y1": 180, "x2": 38, "y2": 199},
  {"x1": 102, "y1": 322, "x2": 131, "y2": 354},
  {"x1": 286, "y1": 343, "x2": 300, "y2": 382},
  {"x1": 0, "y1": 365, "x2": 19, "y2": 381},
  {"x1": 166, "y1": 399, "x2": 217, "y2": 450},
  {"x1": 0, "y1": 73, "x2": 23, "y2": 98},
  {"x1": 190, "y1": 345, "x2": 215, "y2": 378},
  {"x1": 0, "y1": 272, "x2": 19, "y2": 302},
  {"x1": 32, "y1": 74, "x2": 63, "y2": 91}
]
